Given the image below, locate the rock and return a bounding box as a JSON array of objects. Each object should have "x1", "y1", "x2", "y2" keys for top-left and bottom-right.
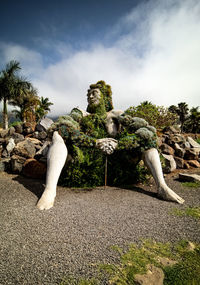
[
  {"x1": 162, "y1": 126, "x2": 180, "y2": 134},
  {"x1": 14, "y1": 140, "x2": 36, "y2": 158},
  {"x1": 162, "y1": 154, "x2": 176, "y2": 173},
  {"x1": 38, "y1": 131, "x2": 47, "y2": 140},
  {"x1": 14, "y1": 123, "x2": 23, "y2": 134},
  {"x1": 187, "y1": 137, "x2": 200, "y2": 148},
  {"x1": 165, "y1": 134, "x2": 185, "y2": 146},
  {"x1": 9, "y1": 127, "x2": 15, "y2": 136},
  {"x1": 179, "y1": 173, "x2": 200, "y2": 182},
  {"x1": 157, "y1": 256, "x2": 177, "y2": 267},
  {"x1": 6, "y1": 138, "x2": 15, "y2": 154},
  {"x1": 134, "y1": 264, "x2": 164, "y2": 285},
  {"x1": 27, "y1": 137, "x2": 42, "y2": 146},
  {"x1": 12, "y1": 133, "x2": 25, "y2": 144},
  {"x1": 174, "y1": 143, "x2": 185, "y2": 158},
  {"x1": 187, "y1": 160, "x2": 200, "y2": 168},
  {"x1": 36, "y1": 117, "x2": 54, "y2": 131},
  {"x1": 184, "y1": 148, "x2": 199, "y2": 160},
  {"x1": 23, "y1": 122, "x2": 36, "y2": 134},
  {"x1": 1, "y1": 150, "x2": 8, "y2": 158},
  {"x1": 182, "y1": 141, "x2": 191, "y2": 149},
  {"x1": 160, "y1": 143, "x2": 175, "y2": 155},
  {"x1": 11, "y1": 155, "x2": 26, "y2": 173},
  {"x1": 174, "y1": 157, "x2": 185, "y2": 169},
  {"x1": 0, "y1": 129, "x2": 9, "y2": 138},
  {"x1": 0, "y1": 158, "x2": 10, "y2": 172},
  {"x1": 22, "y1": 158, "x2": 46, "y2": 179}
]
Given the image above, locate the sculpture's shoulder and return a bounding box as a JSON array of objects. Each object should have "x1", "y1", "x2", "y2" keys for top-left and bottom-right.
[{"x1": 105, "y1": 109, "x2": 124, "y2": 137}]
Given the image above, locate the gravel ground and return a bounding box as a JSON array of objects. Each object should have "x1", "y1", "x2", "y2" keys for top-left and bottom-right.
[{"x1": 0, "y1": 171, "x2": 200, "y2": 284}]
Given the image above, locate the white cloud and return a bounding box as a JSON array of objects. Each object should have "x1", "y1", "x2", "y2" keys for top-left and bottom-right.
[{"x1": 1, "y1": 0, "x2": 200, "y2": 116}]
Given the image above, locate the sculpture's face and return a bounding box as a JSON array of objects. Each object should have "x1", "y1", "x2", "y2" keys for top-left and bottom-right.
[{"x1": 87, "y1": 88, "x2": 101, "y2": 106}]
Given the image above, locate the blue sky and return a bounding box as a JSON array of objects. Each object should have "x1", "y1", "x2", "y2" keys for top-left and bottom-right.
[{"x1": 0, "y1": 0, "x2": 200, "y2": 116}]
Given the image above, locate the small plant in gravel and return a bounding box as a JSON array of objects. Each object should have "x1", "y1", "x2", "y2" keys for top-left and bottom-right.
[
  {"x1": 170, "y1": 207, "x2": 200, "y2": 219},
  {"x1": 181, "y1": 182, "x2": 200, "y2": 188}
]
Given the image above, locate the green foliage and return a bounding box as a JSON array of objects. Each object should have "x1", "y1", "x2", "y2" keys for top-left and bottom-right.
[
  {"x1": 181, "y1": 181, "x2": 200, "y2": 188},
  {"x1": 170, "y1": 207, "x2": 200, "y2": 219},
  {"x1": 126, "y1": 101, "x2": 178, "y2": 130},
  {"x1": 99, "y1": 240, "x2": 200, "y2": 285},
  {"x1": 164, "y1": 242, "x2": 200, "y2": 285},
  {"x1": 60, "y1": 147, "x2": 105, "y2": 188}
]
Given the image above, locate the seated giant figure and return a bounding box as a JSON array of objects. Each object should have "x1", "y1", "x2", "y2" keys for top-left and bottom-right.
[{"x1": 37, "y1": 81, "x2": 184, "y2": 210}]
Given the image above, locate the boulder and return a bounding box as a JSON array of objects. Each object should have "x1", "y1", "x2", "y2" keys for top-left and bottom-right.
[
  {"x1": 38, "y1": 131, "x2": 47, "y2": 140},
  {"x1": 162, "y1": 126, "x2": 180, "y2": 134},
  {"x1": 22, "y1": 158, "x2": 46, "y2": 179},
  {"x1": 0, "y1": 129, "x2": 9, "y2": 138},
  {"x1": 162, "y1": 154, "x2": 176, "y2": 173},
  {"x1": 165, "y1": 134, "x2": 185, "y2": 147},
  {"x1": 12, "y1": 133, "x2": 25, "y2": 144},
  {"x1": 174, "y1": 143, "x2": 185, "y2": 158},
  {"x1": 14, "y1": 123, "x2": 23, "y2": 134},
  {"x1": 174, "y1": 157, "x2": 185, "y2": 169},
  {"x1": 6, "y1": 138, "x2": 15, "y2": 154},
  {"x1": 14, "y1": 140, "x2": 36, "y2": 158},
  {"x1": 0, "y1": 158, "x2": 10, "y2": 172},
  {"x1": 9, "y1": 127, "x2": 15, "y2": 136},
  {"x1": 36, "y1": 117, "x2": 54, "y2": 131},
  {"x1": 184, "y1": 148, "x2": 199, "y2": 160},
  {"x1": 160, "y1": 143, "x2": 175, "y2": 155},
  {"x1": 179, "y1": 173, "x2": 200, "y2": 182},
  {"x1": 187, "y1": 137, "x2": 200, "y2": 148},
  {"x1": 11, "y1": 155, "x2": 26, "y2": 173},
  {"x1": 187, "y1": 160, "x2": 200, "y2": 168},
  {"x1": 134, "y1": 264, "x2": 164, "y2": 285}
]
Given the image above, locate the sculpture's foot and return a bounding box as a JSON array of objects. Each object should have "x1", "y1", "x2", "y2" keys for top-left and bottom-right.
[
  {"x1": 158, "y1": 184, "x2": 184, "y2": 204},
  {"x1": 37, "y1": 191, "x2": 55, "y2": 210}
]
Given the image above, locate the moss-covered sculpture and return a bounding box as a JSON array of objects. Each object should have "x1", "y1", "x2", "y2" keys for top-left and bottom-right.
[
  {"x1": 48, "y1": 81, "x2": 157, "y2": 187},
  {"x1": 37, "y1": 80, "x2": 184, "y2": 210}
]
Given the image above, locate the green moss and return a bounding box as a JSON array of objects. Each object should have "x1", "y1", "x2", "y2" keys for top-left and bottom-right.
[
  {"x1": 181, "y1": 181, "x2": 200, "y2": 188},
  {"x1": 170, "y1": 207, "x2": 200, "y2": 219}
]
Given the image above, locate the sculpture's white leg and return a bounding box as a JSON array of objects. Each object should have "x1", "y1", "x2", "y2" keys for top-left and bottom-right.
[
  {"x1": 143, "y1": 148, "x2": 184, "y2": 204},
  {"x1": 37, "y1": 131, "x2": 68, "y2": 210}
]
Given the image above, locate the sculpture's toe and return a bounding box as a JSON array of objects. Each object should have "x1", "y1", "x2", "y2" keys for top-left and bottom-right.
[
  {"x1": 158, "y1": 185, "x2": 184, "y2": 204},
  {"x1": 37, "y1": 193, "x2": 55, "y2": 210}
]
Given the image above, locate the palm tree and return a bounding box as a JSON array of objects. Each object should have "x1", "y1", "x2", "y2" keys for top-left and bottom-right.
[
  {"x1": 10, "y1": 86, "x2": 40, "y2": 123},
  {"x1": 36, "y1": 96, "x2": 53, "y2": 121},
  {"x1": 188, "y1": 107, "x2": 200, "y2": 133},
  {"x1": 177, "y1": 102, "x2": 189, "y2": 133},
  {"x1": 169, "y1": 103, "x2": 189, "y2": 133},
  {"x1": 0, "y1": 60, "x2": 31, "y2": 129}
]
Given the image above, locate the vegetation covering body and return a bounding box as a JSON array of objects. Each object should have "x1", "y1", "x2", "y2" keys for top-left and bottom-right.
[{"x1": 49, "y1": 81, "x2": 157, "y2": 187}]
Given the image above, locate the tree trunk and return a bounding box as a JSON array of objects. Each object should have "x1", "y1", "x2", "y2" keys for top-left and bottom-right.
[{"x1": 3, "y1": 98, "x2": 8, "y2": 129}]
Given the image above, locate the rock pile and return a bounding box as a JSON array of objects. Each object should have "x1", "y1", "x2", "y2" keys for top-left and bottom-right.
[
  {"x1": 158, "y1": 127, "x2": 200, "y2": 173},
  {"x1": 0, "y1": 118, "x2": 53, "y2": 178},
  {"x1": 0, "y1": 122, "x2": 199, "y2": 179}
]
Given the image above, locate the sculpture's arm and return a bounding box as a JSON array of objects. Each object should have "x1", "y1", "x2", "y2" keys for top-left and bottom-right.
[{"x1": 37, "y1": 131, "x2": 68, "y2": 210}]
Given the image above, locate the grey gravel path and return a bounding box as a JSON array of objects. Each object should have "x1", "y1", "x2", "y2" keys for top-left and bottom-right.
[{"x1": 0, "y1": 171, "x2": 200, "y2": 284}]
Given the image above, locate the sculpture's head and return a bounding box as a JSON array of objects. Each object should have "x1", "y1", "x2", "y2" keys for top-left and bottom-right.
[
  {"x1": 87, "y1": 88, "x2": 101, "y2": 106},
  {"x1": 86, "y1": 81, "x2": 113, "y2": 115}
]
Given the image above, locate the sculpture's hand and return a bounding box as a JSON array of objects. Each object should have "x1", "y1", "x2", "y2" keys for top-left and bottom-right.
[{"x1": 96, "y1": 138, "x2": 118, "y2": 155}]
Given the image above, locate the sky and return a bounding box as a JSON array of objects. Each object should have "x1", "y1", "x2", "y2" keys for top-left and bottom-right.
[{"x1": 0, "y1": 0, "x2": 200, "y2": 116}]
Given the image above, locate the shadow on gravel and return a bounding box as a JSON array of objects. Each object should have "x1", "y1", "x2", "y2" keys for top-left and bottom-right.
[
  {"x1": 123, "y1": 185, "x2": 159, "y2": 200},
  {"x1": 12, "y1": 175, "x2": 45, "y2": 199}
]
